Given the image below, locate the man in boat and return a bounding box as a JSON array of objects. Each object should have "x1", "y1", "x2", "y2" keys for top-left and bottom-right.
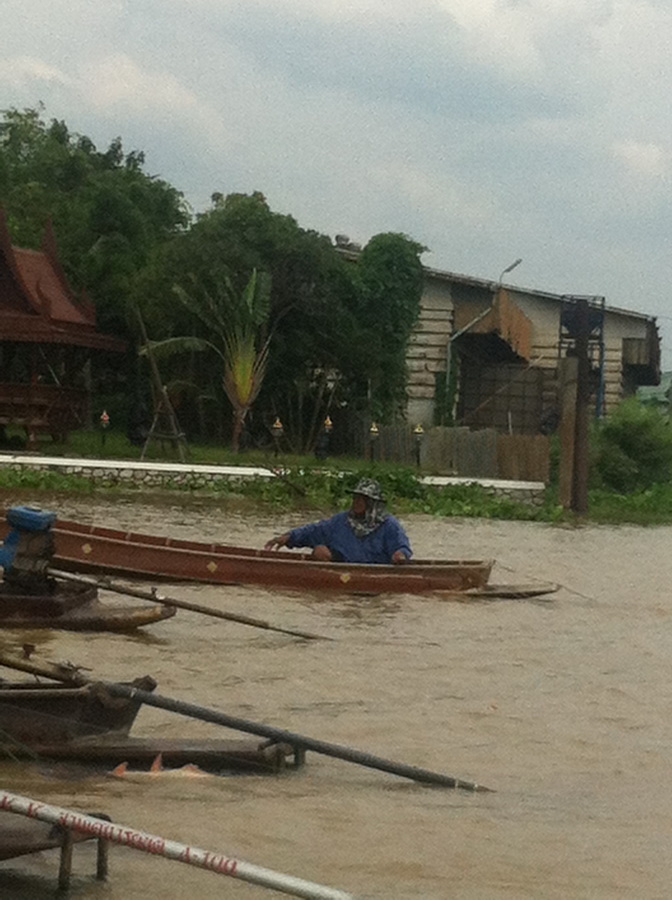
[{"x1": 264, "y1": 477, "x2": 412, "y2": 564}]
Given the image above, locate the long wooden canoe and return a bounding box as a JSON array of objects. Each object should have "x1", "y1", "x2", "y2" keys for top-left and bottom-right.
[
  {"x1": 0, "y1": 581, "x2": 176, "y2": 632},
  {"x1": 39, "y1": 517, "x2": 494, "y2": 595}
]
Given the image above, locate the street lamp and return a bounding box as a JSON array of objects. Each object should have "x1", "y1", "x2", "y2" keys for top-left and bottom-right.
[
  {"x1": 271, "y1": 417, "x2": 283, "y2": 457},
  {"x1": 498, "y1": 257, "x2": 522, "y2": 284},
  {"x1": 315, "y1": 415, "x2": 333, "y2": 461},
  {"x1": 369, "y1": 422, "x2": 379, "y2": 461},
  {"x1": 413, "y1": 423, "x2": 424, "y2": 469},
  {"x1": 100, "y1": 409, "x2": 110, "y2": 448}
]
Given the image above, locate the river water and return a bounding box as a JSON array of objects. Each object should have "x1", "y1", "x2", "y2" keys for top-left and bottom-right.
[{"x1": 1, "y1": 495, "x2": 671, "y2": 899}]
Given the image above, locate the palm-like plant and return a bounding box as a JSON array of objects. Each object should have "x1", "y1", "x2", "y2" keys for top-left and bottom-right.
[{"x1": 145, "y1": 268, "x2": 273, "y2": 451}]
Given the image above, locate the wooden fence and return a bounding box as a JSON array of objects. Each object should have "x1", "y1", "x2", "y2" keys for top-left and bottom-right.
[{"x1": 363, "y1": 425, "x2": 549, "y2": 483}]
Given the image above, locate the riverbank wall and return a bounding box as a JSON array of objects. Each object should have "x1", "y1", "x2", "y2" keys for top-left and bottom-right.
[{"x1": 0, "y1": 453, "x2": 546, "y2": 505}]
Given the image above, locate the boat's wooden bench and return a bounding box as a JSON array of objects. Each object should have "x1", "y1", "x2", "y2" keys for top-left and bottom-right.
[{"x1": 0, "y1": 810, "x2": 110, "y2": 890}]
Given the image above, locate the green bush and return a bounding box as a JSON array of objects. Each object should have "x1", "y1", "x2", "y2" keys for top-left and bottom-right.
[{"x1": 593, "y1": 399, "x2": 672, "y2": 492}]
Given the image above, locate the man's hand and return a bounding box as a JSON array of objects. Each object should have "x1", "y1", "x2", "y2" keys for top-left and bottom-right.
[
  {"x1": 264, "y1": 533, "x2": 290, "y2": 551},
  {"x1": 391, "y1": 550, "x2": 409, "y2": 565}
]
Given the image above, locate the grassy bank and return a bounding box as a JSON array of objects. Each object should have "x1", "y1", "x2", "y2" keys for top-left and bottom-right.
[{"x1": 3, "y1": 429, "x2": 672, "y2": 525}]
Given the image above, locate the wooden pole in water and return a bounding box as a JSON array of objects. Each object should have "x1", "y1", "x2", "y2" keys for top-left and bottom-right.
[
  {"x1": 47, "y1": 568, "x2": 332, "y2": 642},
  {"x1": 0, "y1": 791, "x2": 353, "y2": 900}
]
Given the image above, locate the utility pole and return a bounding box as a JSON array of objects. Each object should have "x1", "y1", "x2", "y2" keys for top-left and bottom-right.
[
  {"x1": 557, "y1": 296, "x2": 601, "y2": 516},
  {"x1": 571, "y1": 298, "x2": 591, "y2": 515}
]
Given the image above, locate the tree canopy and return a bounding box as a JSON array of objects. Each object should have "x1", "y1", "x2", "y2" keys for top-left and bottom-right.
[
  {"x1": 0, "y1": 107, "x2": 427, "y2": 451},
  {"x1": 0, "y1": 105, "x2": 189, "y2": 335}
]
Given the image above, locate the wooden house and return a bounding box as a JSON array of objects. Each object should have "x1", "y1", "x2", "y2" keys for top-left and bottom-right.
[
  {"x1": 406, "y1": 265, "x2": 660, "y2": 433},
  {"x1": 0, "y1": 210, "x2": 125, "y2": 446}
]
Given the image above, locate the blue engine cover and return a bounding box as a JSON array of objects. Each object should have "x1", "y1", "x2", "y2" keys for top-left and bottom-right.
[
  {"x1": 6, "y1": 506, "x2": 57, "y2": 532},
  {"x1": 0, "y1": 506, "x2": 57, "y2": 572}
]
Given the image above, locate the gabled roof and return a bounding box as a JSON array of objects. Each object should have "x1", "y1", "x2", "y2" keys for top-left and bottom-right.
[
  {"x1": 0, "y1": 209, "x2": 125, "y2": 352},
  {"x1": 421, "y1": 262, "x2": 657, "y2": 325},
  {"x1": 337, "y1": 246, "x2": 657, "y2": 324}
]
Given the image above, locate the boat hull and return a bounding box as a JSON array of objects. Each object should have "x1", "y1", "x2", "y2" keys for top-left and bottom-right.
[
  {"x1": 0, "y1": 677, "x2": 156, "y2": 748},
  {"x1": 0, "y1": 581, "x2": 176, "y2": 631},
  {"x1": 45, "y1": 518, "x2": 494, "y2": 595}
]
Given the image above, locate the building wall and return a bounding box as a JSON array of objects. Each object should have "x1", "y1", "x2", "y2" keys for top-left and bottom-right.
[
  {"x1": 406, "y1": 279, "x2": 454, "y2": 426},
  {"x1": 407, "y1": 275, "x2": 657, "y2": 428},
  {"x1": 510, "y1": 292, "x2": 652, "y2": 416}
]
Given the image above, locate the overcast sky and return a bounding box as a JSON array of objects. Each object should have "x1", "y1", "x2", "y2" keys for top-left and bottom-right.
[{"x1": 2, "y1": 0, "x2": 671, "y2": 366}]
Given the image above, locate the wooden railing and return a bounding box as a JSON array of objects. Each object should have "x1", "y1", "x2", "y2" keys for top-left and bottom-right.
[{"x1": 367, "y1": 425, "x2": 550, "y2": 483}]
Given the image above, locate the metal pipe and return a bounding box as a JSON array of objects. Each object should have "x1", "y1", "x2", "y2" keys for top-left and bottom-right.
[
  {"x1": 100, "y1": 682, "x2": 492, "y2": 791},
  {"x1": 0, "y1": 791, "x2": 354, "y2": 900}
]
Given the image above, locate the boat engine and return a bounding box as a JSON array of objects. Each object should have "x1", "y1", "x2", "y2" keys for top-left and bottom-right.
[{"x1": 0, "y1": 506, "x2": 57, "y2": 594}]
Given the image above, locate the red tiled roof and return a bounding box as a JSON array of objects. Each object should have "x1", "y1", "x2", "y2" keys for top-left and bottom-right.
[
  {"x1": 12, "y1": 247, "x2": 93, "y2": 326},
  {"x1": 0, "y1": 209, "x2": 125, "y2": 352}
]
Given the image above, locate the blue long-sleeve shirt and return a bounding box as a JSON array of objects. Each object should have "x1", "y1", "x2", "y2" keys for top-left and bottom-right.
[{"x1": 286, "y1": 512, "x2": 412, "y2": 564}]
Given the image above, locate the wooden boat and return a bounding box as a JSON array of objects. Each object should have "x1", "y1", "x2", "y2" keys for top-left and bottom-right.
[
  {"x1": 0, "y1": 580, "x2": 176, "y2": 631},
  {"x1": 0, "y1": 675, "x2": 156, "y2": 748},
  {"x1": 0, "y1": 659, "x2": 297, "y2": 774},
  {"x1": 38, "y1": 517, "x2": 494, "y2": 595}
]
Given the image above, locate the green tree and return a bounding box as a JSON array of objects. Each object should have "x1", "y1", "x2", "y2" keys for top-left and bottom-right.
[
  {"x1": 137, "y1": 196, "x2": 428, "y2": 450},
  {"x1": 0, "y1": 106, "x2": 189, "y2": 336},
  {"x1": 146, "y1": 269, "x2": 273, "y2": 452},
  {"x1": 140, "y1": 192, "x2": 359, "y2": 451},
  {"x1": 350, "y1": 233, "x2": 426, "y2": 421}
]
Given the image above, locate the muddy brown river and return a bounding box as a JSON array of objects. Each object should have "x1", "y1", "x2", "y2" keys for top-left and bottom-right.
[{"x1": 0, "y1": 495, "x2": 671, "y2": 899}]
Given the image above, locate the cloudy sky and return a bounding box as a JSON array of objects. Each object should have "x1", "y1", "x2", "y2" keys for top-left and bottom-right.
[{"x1": 2, "y1": 0, "x2": 671, "y2": 365}]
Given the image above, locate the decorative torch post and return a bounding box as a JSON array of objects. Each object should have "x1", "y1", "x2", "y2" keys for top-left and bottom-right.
[
  {"x1": 271, "y1": 417, "x2": 284, "y2": 457},
  {"x1": 369, "y1": 421, "x2": 379, "y2": 462},
  {"x1": 100, "y1": 409, "x2": 110, "y2": 449},
  {"x1": 315, "y1": 415, "x2": 333, "y2": 461},
  {"x1": 413, "y1": 423, "x2": 424, "y2": 469}
]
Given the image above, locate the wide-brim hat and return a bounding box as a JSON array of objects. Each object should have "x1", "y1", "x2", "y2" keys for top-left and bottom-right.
[{"x1": 350, "y1": 477, "x2": 385, "y2": 501}]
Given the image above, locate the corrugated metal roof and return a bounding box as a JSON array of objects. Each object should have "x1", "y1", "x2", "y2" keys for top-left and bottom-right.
[
  {"x1": 422, "y1": 263, "x2": 656, "y2": 323},
  {"x1": 337, "y1": 247, "x2": 656, "y2": 323}
]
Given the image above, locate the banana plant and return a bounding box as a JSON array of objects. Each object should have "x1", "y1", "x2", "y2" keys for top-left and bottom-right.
[{"x1": 144, "y1": 268, "x2": 273, "y2": 451}]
